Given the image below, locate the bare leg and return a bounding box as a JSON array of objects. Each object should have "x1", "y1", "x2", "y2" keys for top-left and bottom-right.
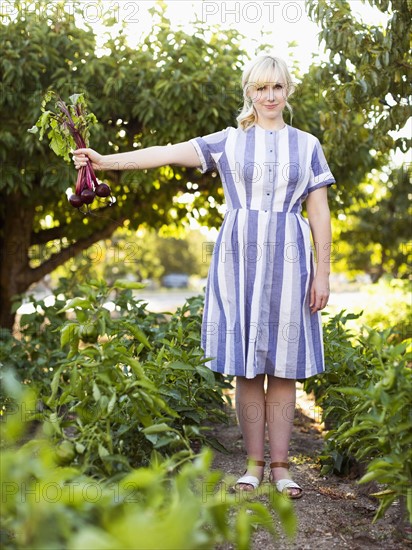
[
  {"x1": 235, "y1": 374, "x2": 266, "y2": 490},
  {"x1": 266, "y1": 375, "x2": 301, "y2": 497}
]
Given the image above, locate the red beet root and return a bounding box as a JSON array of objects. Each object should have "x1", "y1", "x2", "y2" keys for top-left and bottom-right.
[
  {"x1": 69, "y1": 194, "x2": 84, "y2": 208},
  {"x1": 80, "y1": 188, "x2": 96, "y2": 204},
  {"x1": 95, "y1": 183, "x2": 111, "y2": 197}
]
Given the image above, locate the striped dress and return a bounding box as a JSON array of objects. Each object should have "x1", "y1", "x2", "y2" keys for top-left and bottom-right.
[{"x1": 189, "y1": 124, "x2": 335, "y2": 379}]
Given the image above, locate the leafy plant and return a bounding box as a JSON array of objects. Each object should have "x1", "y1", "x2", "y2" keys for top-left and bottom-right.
[
  {"x1": 1, "y1": 279, "x2": 231, "y2": 477},
  {"x1": 325, "y1": 330, "x2": 412, "y2": 522},
  {"x1": 303, "y1": 310, "x2": 365, "y2": 433},
  {"x1": 0, "y1": 292, "x2": 69, "y2": 391},
  {"x1": 305, "y1": 312, "x2": 412, "y2": 524},
  {"x1": 1, "y1": 370, "x2": 296, "y2": 550}
]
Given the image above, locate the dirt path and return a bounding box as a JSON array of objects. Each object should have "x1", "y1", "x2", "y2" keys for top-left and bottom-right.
[{"x1": 210, "y1": 385, "x2": 410, "y2": 549}]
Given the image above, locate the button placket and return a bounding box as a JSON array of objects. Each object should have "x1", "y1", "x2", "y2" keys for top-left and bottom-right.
[{"x1": 264, "y1": 132, "x2": 276, "y2": 211}]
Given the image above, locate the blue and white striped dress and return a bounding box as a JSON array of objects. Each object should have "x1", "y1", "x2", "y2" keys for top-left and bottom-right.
[{"x1": 190, "y1": 124, "x2": 335, "y2": 379}]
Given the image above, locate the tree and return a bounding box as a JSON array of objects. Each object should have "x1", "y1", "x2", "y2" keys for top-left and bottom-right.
[
  {"x1": 0, "y1": 0, "x2": 247, "y2": 328},
  {"x1": 3, "y1": 0, "x2": 409, "y2": 331},
  {"x1": 305, "y1": 0, "x2": 411, "y2": 279},
  {"x1": 306, "y1": 0, "x2": 410, "y2": 164},
  {"x1": 333, "y1": 166, "x2": 411, "y2": 281}
]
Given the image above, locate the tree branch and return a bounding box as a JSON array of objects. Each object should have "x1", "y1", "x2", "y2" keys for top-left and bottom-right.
[
  {"x1": 31, "y1": 225, "x2": 66, "y2": 245},
  {"x1": 30, "y1": 199, "x2": 125, "y2": 245},
  {"x1": 26, "y1": 216, "x2": 126, "y2": 285}
]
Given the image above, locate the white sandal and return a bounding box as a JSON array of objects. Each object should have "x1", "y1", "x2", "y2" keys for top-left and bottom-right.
[
  {"x1": 269, "y1": 461, "x2": 303, "y2": 499},
  {"x1": 234, "y1": 458, "x2": 265, "y2": 491}
]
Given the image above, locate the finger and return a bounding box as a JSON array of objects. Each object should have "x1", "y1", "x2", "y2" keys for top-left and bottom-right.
[
  {"x1": 72, "y1": 152, "x2": 87, "y2": 160},
  {"x1": 309, "y1": 285, "x2": 315, "y2": 308},
  {"x1": 73, "y1": 158, "x2": 85, "y2": 169},
  {"x1": 318, "y1": 297, "x2": 329, "y2": 311}
]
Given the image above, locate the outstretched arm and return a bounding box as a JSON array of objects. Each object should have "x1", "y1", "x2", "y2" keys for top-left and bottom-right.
[
  {"x1": 306, "y1": 186, "x2": 332, "y2": 313},
  {"x1": 72, "y1": 141, "x2": 201, "y2": 171}
]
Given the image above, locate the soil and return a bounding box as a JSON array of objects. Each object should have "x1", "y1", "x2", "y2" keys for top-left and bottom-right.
[{"x1": 210, "y1": 384, "x2": 411, "y2": 550}]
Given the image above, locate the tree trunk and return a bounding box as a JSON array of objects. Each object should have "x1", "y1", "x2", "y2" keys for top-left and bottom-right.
[
  {"x1": 0, "y1": 192, "x2": 35, "y2": 330},
  {"x1": 0, "y1": 192, "x2": 126, "y2": 331}
]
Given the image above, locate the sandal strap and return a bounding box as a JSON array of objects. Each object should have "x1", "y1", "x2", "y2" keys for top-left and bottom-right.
[
  {"x1": 270, "y1": 461, "x2": 289, "y2": 468},
  {"x1": 275, "y1": 478, "x2": 302, "y2": 493},
  {"x1": 247, "y1": 458, "x2": 265, "y2": 467},
  {"x1": 235, "y1": 475, "x2": 261, "y2": 490}
]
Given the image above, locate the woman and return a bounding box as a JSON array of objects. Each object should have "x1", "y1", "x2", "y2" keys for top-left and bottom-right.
[{"x1": 73, "y1": 55, "x2": 335, "y2": 499}]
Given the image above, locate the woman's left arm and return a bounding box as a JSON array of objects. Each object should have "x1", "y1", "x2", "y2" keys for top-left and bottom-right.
[{"x1": 306, "y1": 186, "x2": 332, "y2": 313}]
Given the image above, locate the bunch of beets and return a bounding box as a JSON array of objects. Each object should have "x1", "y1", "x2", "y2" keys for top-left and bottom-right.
[
  {"x1": 28, "y1": 91, "x2": 113, "y2": 212},
  {"x1": 69, "y1": 179, "x2": 112, "y2": 209},
  {"x1": 55, "y1": 98, "x2": 113, "y2": 210}
]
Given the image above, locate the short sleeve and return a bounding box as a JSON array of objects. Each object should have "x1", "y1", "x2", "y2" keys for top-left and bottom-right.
[
  {"x1": 308, "y1": 138, "x2": 336, "y2": 193},
  {"x1": 189, "y1": 128, "x2": 230, "y2": 174}
]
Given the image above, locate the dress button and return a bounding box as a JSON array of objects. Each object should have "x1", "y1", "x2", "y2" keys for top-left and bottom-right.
[{"x1": 267, "y1": 193, "x2": 270, "y2": 195}]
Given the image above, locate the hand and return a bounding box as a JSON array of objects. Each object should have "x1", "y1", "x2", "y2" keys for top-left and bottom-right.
[
  {"x1": 72, "y1": 148, "x2": 103, "y2": 171},
  {"x1": 309, "y1": 274, "x2": 330, "y2": 313}
]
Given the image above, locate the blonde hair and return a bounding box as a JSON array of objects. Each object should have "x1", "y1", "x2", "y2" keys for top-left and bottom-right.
[{"x1": 237, "y1": 55, "x2": 295, "y2": 131}]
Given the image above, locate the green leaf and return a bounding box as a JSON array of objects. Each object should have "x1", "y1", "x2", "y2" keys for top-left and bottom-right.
[
  {"x1": 60, "y1": 323, "x2": 77, "y2": 348},
  {"x1": 58, "y1": 298, "x2": 92, "y2": 312},
  {"x1": 142, "y1": 423, "x2": 172, "y2": 434},
  {"x1": 98, "y1": 444, "x2": 110, "y2": 459},
  {"x1": 122, "y1": 356, "x2": 146, "y2": 379},
  {"x1": 49, "y1": 127, "x2": 70, "y2": 159},
  {"x1": 195, "y1": 365, "x2": 215, "y2": 385},
  {"x1": 235, "y1": 508, "x2": 251, "y2": 550},
  {"x1": 111, "y1": 279, "x2": 147, "y2": 290},
  {"x1": 168, "y1": 361, "x2": 193, "y2": 371},
  {"x1": 359, "y1": 470, "x2": 388, "y2": 484},
  {"x1": 107, "y1": 392, "x2": 117, "y2": 415},
  {"x1": 75, "y1": 442, "x2": 86, "y2": 454},
  {"x1": 121, "y1": 468, "x2": 163, "y2": 489},
  {"x1": 370, "y1": 489, "x2": 396, "y2": 498},
  {"x1": 47, "y1": 365, "x2": 65, "y2": 405},
  {"x1": 92, "y1": 382, "x2": 101, "y2": 403},
  {"x1": 68, "y1": 93, "x2": 84, "y2": 105},
  {"x1": 48, "y1": 412, "x2": 62, "y2": 435},
  {"x1": 122, "y1": 322, "x2": 152, "y2": 349}
]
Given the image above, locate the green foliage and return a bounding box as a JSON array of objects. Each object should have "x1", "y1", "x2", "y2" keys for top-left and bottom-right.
[
  {"x1": 0, "y1": 378, "x2": 296, "y2": 550},
  {"x1": 305, "y1": 311, "x2": 412, "y2": 523},
  {"x1": 0, "y1": 293, "x2": 69, "y2": 388},
  {"x1": 0, "y1": 312, "x2": 296, "y2": 550},
  {"x1": 28, "y1": 90, "x2": 97, "y2": 161},
  {"x1": 358, "y1": 278, "x2": 411, "y2": 339},
  {"x1": 333, "y1": 169, "x2": 412, "y2": 281},
  {"x1": 3, "y1": 0, "x2": 410, "y2": 327},
  {"x1": 0, "y1": 0, "x2": 248, "y2": 327},
  {"x1": 306, "y1": 0, "x2": 411, "y2": 161},
  {"x1": 305, "y1": 0, "x2": 411, "y2": 282},
  {"x1": 303, "y1": 310, "x2": 366, "y2": 416},
  {"x1": 1, "y1": 279, "x2": 231, "y2": 477}
]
